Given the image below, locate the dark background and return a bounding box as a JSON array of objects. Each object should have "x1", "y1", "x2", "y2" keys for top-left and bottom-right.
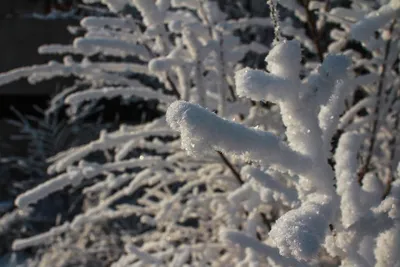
[{"x1": 0, "y1": 1, "x2": 81, "y2": 156}]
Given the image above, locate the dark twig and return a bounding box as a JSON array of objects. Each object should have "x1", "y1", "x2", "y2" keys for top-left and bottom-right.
[
  {"x1": 217, "y1": 151, "x2": 243, "y2": 184},
  {"x1": 299, "y1": 0, "x2": 324, "y2": 62},
  {"x1": 358, "y1": 20, "x2": 396, "y2": 185},
  {"x1": 382, "y1": 111, "x2": 399, "y2": 199},
  {"x1": 216, "y1": 151, "x2": 273, "y2": 233},
  {"x1": 142, "y1": 43, "x2": 181, "y2": 99},
  {"x1": 228, "y1": 85, "x2": 237, "y2": 102},
  {"x1": 166, "y1": 75, "x2": 181, "y2": 99}
]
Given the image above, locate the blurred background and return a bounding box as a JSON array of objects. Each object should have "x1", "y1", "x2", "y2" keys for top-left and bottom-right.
[
  {"x1": 0, "y1": 1, "x2": 274, "y2": 265},
  {"x1": 0, "y1": 0, "x2": 82, "y2": 158}
]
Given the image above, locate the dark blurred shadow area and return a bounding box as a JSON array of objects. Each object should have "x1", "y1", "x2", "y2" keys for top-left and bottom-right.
[
  {"x1": 0, "y1": 1, "x2": 82, "y2": 158},
  {"x1": 0, "y1": 1, "x2": 79, "y2": 95}
]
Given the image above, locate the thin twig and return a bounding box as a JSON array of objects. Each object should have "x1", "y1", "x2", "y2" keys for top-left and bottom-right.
[
  {"x1": 382, "y1": 111, "x2": 399, "y2": 199},
  {"x1": 142, "y1": 43, "x2": 181, "y2": 99},
  {"x1": 216, "y1": 150, "x2": 273, "y2": 233},
  {"x1": 216, "y1": 32, "x2": 236, "y2": 111},
  {"x1": 217, "y1": 151, "x2": 243, "y2": 184},
  {"x1": 299, "y1": 0, "x2": 324, "y2": 62},
  {"x1": 267, "y1": 0, "x2": 282, "y2": 42},
  {"x1": 228, "y1": 85, "x2": 237, "y2": 102},
  {"x1": 358, "y1": 20, "x2": 396, "y2": 185},
  {"x1": 166, "y1": 75, "x2": 181, "y2": 99},
  {"x1": 198, "y1": 0, "x2": 213, "y2": 36}
]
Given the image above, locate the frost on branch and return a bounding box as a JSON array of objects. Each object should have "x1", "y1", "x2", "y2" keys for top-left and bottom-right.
[
  {"x1": 166, "y1": 100, "x2": 311, "y2": 175},
  {"x1": 2, "y1": 0, "x2": 400, "y2": 266},
  {"x1": 374, "y1": 224, "x2": 400, "y2": 267},
  {"x1": 235, "y1": 39, "x2": 349, "y2": 193},
  {"x1": 221, "y1": 229, "x2": 307, "y2": 267},
  {"x1": 0, "y1": 1, "x2": 278, "y2": 265},
  {"x1": 269, "y1": 194, "x2": 334, "y2": 261},
  {"x1": 167, "y1": 38, "x2": 352, "y2": 261},
  {"x1": 350, "y1": 0, "x2": 400, "y2": 41},
  {"x1": 335, "y1": 132, "x2": 366, "y2": 228}
]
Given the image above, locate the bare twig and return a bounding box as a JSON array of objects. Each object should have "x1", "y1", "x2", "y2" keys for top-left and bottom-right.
[
  {"x1": 198, "y1": 0, "x2": 213, "y2": 36},
  {"x1": 299, "y1": 0, "x2": 324, "y2": 62},
  {"x1": 142, "y1": 43, "x2": 181, "y2": 99},
  {"x1": 358, "y1": 20, "x2": 396, "y2": 185},
  {"x1": 166, "y1": 75, "x2": 181, "y2": 99},
  {"x1": 217, "y1": 151, "x2": 243, "y2": 184},
  {"x1": 216, "y1": 150, "x2": 273, "y2": 233},
  {"x1": 382, "y1": 111, "x2": 399, "y2": 199}
]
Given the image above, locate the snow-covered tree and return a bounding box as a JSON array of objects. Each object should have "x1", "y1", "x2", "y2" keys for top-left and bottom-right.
[
  {"x1": 165, "y1": 1, "x2": 400, "y2": 266},
  {"x1": 1, "y1": 0, "x2": 399, "y2": 266},
  {"x1": 0, "y1": 0, "x2": 275, "y2": 265}
]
